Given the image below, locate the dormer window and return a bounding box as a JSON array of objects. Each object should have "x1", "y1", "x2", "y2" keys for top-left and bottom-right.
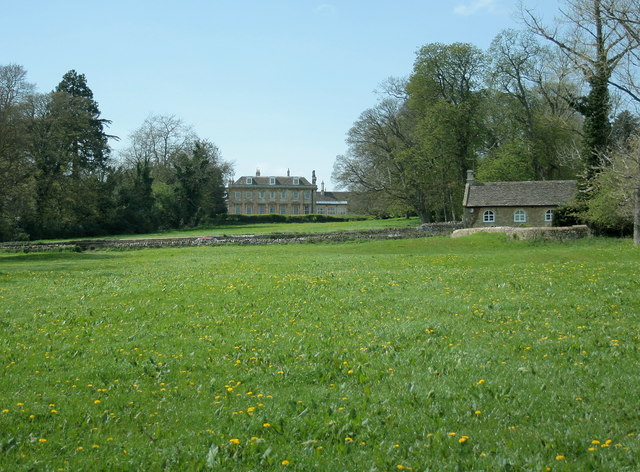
[
  {"x1": 246, "y1": 177, "x2": 253, "y2": 184},
  {"x1": 293, "y1": 177, "x2": 300, "y2": 185},
  {"x1": 269, "y1": 177, "x2": 276, "y2": 185}
]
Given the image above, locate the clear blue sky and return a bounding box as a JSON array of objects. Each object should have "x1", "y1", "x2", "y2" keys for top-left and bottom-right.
[{"x1": 3, "y1": 0, "x2": 556, "y2": 187}]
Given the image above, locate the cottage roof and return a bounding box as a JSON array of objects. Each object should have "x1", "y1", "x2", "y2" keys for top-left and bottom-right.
[
  {"x1": 232, "y1": 176, "x2": 314, "y2": 187},
  {"x1": 464, "y1": 180, "x2": 577, "y2": 207}
]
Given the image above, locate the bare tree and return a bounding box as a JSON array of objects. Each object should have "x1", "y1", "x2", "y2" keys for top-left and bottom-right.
[
  {"x1": 120, "y1": 114, "x2": 197, "y2": 181},
  {"x1": 521, "y1": 0, "x2": 640, "y2": 173}
]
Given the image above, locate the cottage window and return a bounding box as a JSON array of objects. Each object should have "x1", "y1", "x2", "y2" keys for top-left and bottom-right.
[
  {"x1": 545, "y1": 209, "x2": 553, "y2": 222},
  {"x1": 483, "y1": 210, "x2": 495, "y2": 223},
  {"x1": 514, "y1": 209, "x2": 526, "y2": 223}
]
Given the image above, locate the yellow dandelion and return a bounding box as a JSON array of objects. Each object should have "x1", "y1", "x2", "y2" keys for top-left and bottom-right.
[
  {"x1": 38, "y1": 438, "x2": 47, "y2": 443},
  {"x1": 93, "y1": 400, "x2": 101, "y2": 404},
  {"x1": 345, "y1": 437, "x2": 353, "y2": 442},
  {"x1": 229, "y1": 438, "x2": 240, "y2": 445},
  {"x1": 556, "y1": 455, "x2": 565, "y2": 460},
  {"x1": 77, "y1": 446, "x2": 84, "y2": 451},
  {"x1": 476, "y1": 379, "x2": 485, "y2": 385},
  {"x1": 1, "y1": 409, "x2": 8, "y2": 413},
  {"x1": 474, "y1": 410, "x2": 482, "y2": 415},
  {"x1": 281, "y1": 460, "x2": 290, "y2": 465},
  {"x1": 459, "y1": 436, "x2": 469, "y2": 444},
  {"x1": 263, "y1": 423, "x2": 271, "y2": 427}
]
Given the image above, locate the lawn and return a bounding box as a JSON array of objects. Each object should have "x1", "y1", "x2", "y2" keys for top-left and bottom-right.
[
  {"x1": 57, "y1": 217, "x2": 422, "y2": 241},
  {"x1": 0, "y1": 234, "x2": 638, "y2": 471}
]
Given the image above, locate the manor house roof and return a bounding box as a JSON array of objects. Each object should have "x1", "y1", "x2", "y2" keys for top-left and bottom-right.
[{"x1": 231, "y1": 176, "x2": 314, "y2": 187}]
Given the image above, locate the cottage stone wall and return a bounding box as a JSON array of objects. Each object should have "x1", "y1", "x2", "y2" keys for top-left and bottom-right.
[{"x1": 465, "y1": 206, "x2": 556, "y2": 228}]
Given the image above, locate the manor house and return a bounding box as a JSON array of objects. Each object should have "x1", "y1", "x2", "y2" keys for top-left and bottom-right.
[{"x1": 227, "y1": 170, "x2": 352, "y2": 216}]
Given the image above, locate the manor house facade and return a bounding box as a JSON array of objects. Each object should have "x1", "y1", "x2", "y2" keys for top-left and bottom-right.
[{"x1": 227, "y1": 170, "x2": 352, "y2": 216}]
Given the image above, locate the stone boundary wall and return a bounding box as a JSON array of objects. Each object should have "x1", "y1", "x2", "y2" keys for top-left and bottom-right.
[
  {"x1": 1, "y1": 226, "x2": 452, "y2": 252},
  {"x1": 451, "y1": 225, "x2": 592, "y2": 241},
  {"x1": 417, "y1": 222, "x2": 464, "y2": 235}
]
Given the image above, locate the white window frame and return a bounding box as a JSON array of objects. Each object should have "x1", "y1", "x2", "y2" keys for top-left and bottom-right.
[
  {"x1": 246, "y1": 176, "x2": 252, "y2": 184},
  {"x1": 234, "y1": 191, "x2": 241, "y2": 199},
  {"x1": 545, "y1": 209, "x2": 554, "y2": 222},
  {"x1": 269, "y1": 177, "x2": 276, "y2": 185},
  {"x1": 514, "y1": 209, "x2": 526, "y2": 223},
  {"x1": 483, "y1": 210, "x2": 495, "y2": 223},
  {"x1": 292, "y1": 177, "x2": 300, "y2": 185}
]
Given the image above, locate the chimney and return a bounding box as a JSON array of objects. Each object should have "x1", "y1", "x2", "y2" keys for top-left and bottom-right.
[
  {"x1": 312, "y1": 170, "x2": 316, "y2": 185},
  {"x1": 287, "y1": 168, "x2": 290, "y2": 177},
  {"x1": 256, "y1": 168, "x2": 261, "y2": 176},
  {"x1": 466, "y1": 169, "x2": 475, "y2": 184},
  {"x1": 321, "y1": 180, "x2": 325, "y2": 195}
]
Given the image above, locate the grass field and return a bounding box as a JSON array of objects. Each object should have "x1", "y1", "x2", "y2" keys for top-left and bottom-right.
[
  {"x1": 1, "y1": 234, "x2": 639, "y2": 471},
  {"x1": 60, "y1": 217, "x2": 422, "y2": 241}
]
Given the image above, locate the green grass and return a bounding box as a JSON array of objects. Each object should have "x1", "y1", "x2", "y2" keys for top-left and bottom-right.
[
  {"x1": 49, "y1": 217, "x2": 421, "y2": 241},
  {"x1": 1, "y1": 234, "x2": 639, "y2": 471}
]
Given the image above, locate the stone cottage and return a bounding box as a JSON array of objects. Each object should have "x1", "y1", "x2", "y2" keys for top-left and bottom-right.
[{"x1": 462, "y1": 171, "x2": 577, "y2": 228}]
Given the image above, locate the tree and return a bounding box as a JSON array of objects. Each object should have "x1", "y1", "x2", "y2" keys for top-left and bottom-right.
[
  {"x1": 407, "y1": 42, "x2": 487, "y2": 220},
  {"x1": 0, "y1": 64, "x2": 35, "y2": 240},
  {"x1": 54, "y1": 70, "x2": 112, "y2": 177},
  {"x1": 120, "y1": 114, "x2": 197, "y2": 182},
  {"x1": 599, "y1": 0, "x2": 640, "y2": 103},
  {"x1": 173, "y1": 140, "x2": 230, "y2": 226},
  {"x1": 334, "y1": 44, "x2": 487, "y2": 223},
  {"x1": 584, "y1": 131, "x2": 640, "y2": 243},
  {"x1": 118, "y1": 116, "x2": 231, "y2": 230},
  {"x1": 24, "y1": 70, "x2": 116, "y2": 238},
  {"x1": 522, "y1": 0, "x2": 640, "y2": 176},
  {"x1": 485, "y1": 29, "x2": 583, "y2": 180},
  {"x1": 332, "y1": 93, "x2": 433, "y2": 220}
]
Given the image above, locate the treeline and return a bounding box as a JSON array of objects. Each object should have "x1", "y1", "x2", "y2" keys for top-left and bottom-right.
[
  {"x1": 333, "y1": 0, "x2": 640, "y2": 242},
  {"x1": 0, "y1": 66, "x2": 232, "y2": 241}
]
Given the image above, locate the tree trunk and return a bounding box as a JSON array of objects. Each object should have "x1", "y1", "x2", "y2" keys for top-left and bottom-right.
[{"x1": 634, "y1": 182, "x2": 640, "y2": 246}]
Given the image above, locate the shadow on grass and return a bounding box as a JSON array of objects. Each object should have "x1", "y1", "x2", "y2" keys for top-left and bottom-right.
[{"x1": 0, "y1": 251, "x2": 118, "y2": 265}]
